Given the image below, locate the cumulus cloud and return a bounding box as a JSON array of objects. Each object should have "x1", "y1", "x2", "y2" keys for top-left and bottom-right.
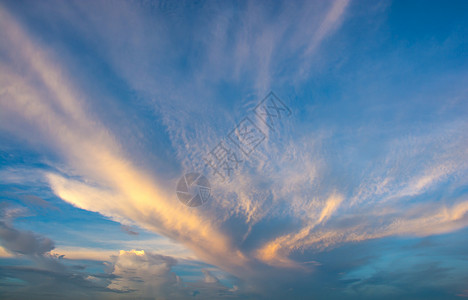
[
  {"x1": 107, "y1": 249, "x2": 183, "y2": 298},
  {"x1": 105, "y1": 249, "x2": 243, "y2": 299},
  {"x1": 0, "y1": 211, "x2": 240, "y2": 300}
]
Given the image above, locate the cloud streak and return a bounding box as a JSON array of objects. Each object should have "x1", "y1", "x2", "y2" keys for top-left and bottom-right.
[{"x1": 1, "y1": 1, "x2": 468, "y2": 298}]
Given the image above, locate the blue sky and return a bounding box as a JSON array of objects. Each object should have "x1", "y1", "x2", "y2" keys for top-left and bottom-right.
[{"x1": 0, "y1": 0, "x2": 467, "y2": 299}]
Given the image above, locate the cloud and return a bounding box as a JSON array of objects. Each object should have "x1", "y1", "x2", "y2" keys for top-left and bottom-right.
[
  {"x1": 50, "y1": 247, "x2": 119, "y2": 262},
  {"x1": 202, "y1": 269, "x2": 219, "y2": 284},
  {"x1": 304, "y1": 0, "x2": 350, "y2": 55},
  {"x1": 105, "y1": 249, "x2": 244, "y2": 299},
  {"x1": 1, "y1": 1, "x2": 468, "y2": 299},
  {"x1": 120, "y1": 225, "x2": 139, "y2": 236},
  {"x1": 256, "y1": 192, "x2": 344, "y2": 267},
  {"x1": 0, "y1": 245, "x2": 14, "y2": 258},
  {"x1": 0, "y1": 265, "x2": 117, "y2": 300},
  {"x1": 0, "y1": 220, "x2": 54, "y2": 256},
  {"x1": 0, "y1": 205, "x2": 118, "y2": 299},
  {"x1": 0, "y1": 209, "x2": 241, "y2": 300},
  {"x1": 106, "y1": 249, "x2": 183, "y2": 298},
  {"x1": 1, "y1": 0, "x2": 465, "y2": 275},
  {"x1": 0, "y1": 3, "x2": 246, "y2": 276},
  {"x1": 0, "y1": 205, "x2": 54, "y2": 256}
]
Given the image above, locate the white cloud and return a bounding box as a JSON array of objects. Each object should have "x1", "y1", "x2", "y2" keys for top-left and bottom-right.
[{"x1": 1, "y1": 1, "x2": 468, "y2": 291}]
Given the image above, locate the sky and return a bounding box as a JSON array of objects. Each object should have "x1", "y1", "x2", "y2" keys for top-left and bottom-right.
[{"x1": 0, "y1": 0, "x2": 467, "y2": 299}]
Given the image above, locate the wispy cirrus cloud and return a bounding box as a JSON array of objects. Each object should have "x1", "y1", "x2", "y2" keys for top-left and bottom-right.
[
  {"x1": 1, "y1": 0, "x2": 468, "y2": 299},
  {"x1": 0, "y1": 0, "x2": 356, "y2": 277},
  {"x1": 0, "y1": 3, "x2": 246, "y2": 277}
]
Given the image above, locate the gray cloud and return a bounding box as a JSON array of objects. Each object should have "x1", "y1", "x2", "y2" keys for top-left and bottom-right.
[
  {"x1": 0, "y1": 221, "x2": 54, "y2": 256},
  {"x1": 120, "y1": 225, "x2": 139, "y2": 236},
  {"x1": 0, "y1": 205, "x2": 54, "y2": 256}
]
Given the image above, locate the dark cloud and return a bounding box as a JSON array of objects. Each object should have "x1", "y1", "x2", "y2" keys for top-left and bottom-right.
[
  {"x1": 0, "y1": 265, "x2": 120, "y2": 300},
  {"x1": 0, "y1": 204, "x2": 54, "y2": 256},
  {"x1": 120, "y1": 225, "x2": 139, "y2": 236},
  {"x1": 0, "y1": 221, "x2": 54, "y2": 256},
  {"x1": 0, "y1": 206, "x2": 120, "y2": 299}
]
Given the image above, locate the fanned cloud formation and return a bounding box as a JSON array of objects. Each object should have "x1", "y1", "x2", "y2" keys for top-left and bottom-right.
[{"x1": 0, "y1": 1, "x2": 467, "y2": 299}]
